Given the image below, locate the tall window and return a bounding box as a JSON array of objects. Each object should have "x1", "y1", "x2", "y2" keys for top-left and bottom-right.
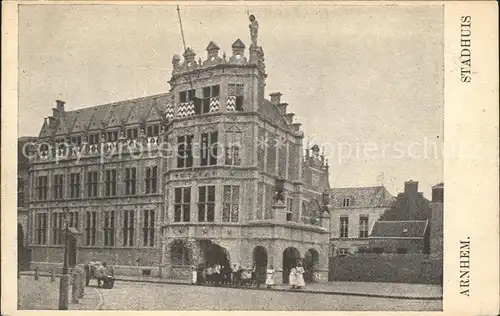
[
  {"x1": 145, "y1": 166, "x2": 158, "y2": 194},
  {"x1": 147, "y1": 125, "x2": 159, "y2": 137},
  {"x1": 18, "y1": 178, "x2": 24, "y2": 207},
  {"x1": 52, "y1": 174, "x2": 64, "y2": 200},
  {"x1": 340, "y1": 216, "x2": 349, "y2": 238},
  {"x1": 177, "y1": 135, "x2": 193, "y2": 168},
  {"x1": 359, "y1": 215, "x2": 369, "y2": 238},
  {"x1": 225, "y1": 131, "x2": 242, "y2": 165},
  {"x1": 35, "y1": 213, "x2": 47, "y2": 245},
  {"x1": 286, "y1": 197, "x2": 293, "y2": 221},
  {"x1": 222, "y1": 185, "x2": 239, "y2": 222},
  {"x1": 86, "y1": 171, "x2": 98, "y2": 198},
  {"x1": 123, "y1": 210, "x2": 135, "y2": 246},
  {"x1": 198, "y1": 186, "x2": 215, "y2": 222},
  {"x1": 200, "y1": 85, "x2": 220, "y2": 114},
  {"x1": 143, "y1": 210, "x2": 155, "y2": 247},
  {"x1": 104, "y1": 210, "x2": 115, "y2": 247},
  {"x1": 228, "y1": 84, "x2": 244, "y2": 111},
  {"x1": 124, "y1": 168, "x2": 137, "y2": 195},
  {"x1": 105, "y1": 169, "x2": 117, "y2": 197},
  {"x1": 179, "y1": 89, "x2": 195, "y2": 103},
  {"x1": 69, "y1": 173, "x2": 81, "y2": 198},
  {"x1": 68, "y1": 212, "x2": 79, "y2": 229},
  {"x1": 36, "y1": 176, "x2": 48, "y2": 200},
  {"x1": 174, "y1": 187, "x2": 191, "y2": 222},
  {"x1": 51, "y1": 212, "x2": 64, "y2": 245},
  {"x1": 200, "y1": 132, "x2": 218, "y2": 166},
  {"x1": 126, "y1": 128, "x2": 138, "y2": 140},
  {"x1": 106, "y1": 130, "x2": 118, "y2": 142},
  {"x1": 85, "y1": 211, "x2": 97, "y2": 246}
]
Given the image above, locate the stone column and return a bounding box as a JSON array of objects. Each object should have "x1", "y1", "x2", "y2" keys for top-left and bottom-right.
[{"x1": 272, "y1": 201, "x2": 286, "y2": 223}]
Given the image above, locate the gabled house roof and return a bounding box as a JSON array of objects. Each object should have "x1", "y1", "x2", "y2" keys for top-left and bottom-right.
[
  {"x1": 38, "y1": 93, "x2": 171, "y2": 139},
  {"x1": 329, "y1": 186, "x2": 395, "y2": 208},
  {"x1": 369, "y1": 220, "x2": 428, "y2": 239}
]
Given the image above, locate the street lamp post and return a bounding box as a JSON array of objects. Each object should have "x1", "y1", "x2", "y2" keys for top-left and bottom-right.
[{"x1": 58, "y1": 206, "x2": 70, "y2": 310}]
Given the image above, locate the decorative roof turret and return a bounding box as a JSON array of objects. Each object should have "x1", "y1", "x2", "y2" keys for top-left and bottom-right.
[
  {"x1": 229, "y1": 39, "x2": 247, "y2": 63},
  {"x1": 183, "y1": 47, "x2": 196, "y2": 64}
]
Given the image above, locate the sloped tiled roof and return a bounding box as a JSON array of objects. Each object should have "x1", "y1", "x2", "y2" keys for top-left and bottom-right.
[
  {"x1": 37, "y1": 93, "x2": 171, "y2": 138},
  {"x1": 370, "y1": 220, "x2": 428, "y2": 238},
  {"x1": 330, "y1": 186, "x2": 395, "y2": 208},
  {"x1": 258, "y1": 99, "x2": 290, "y2": 131}
]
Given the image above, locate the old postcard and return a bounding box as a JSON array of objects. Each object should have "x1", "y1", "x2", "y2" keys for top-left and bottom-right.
[{"x1": 1, "y1": 1, "x2": 498, "y2": 315}]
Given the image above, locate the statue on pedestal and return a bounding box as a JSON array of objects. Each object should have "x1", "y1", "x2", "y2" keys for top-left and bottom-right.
[{"x1": 249, "y1": 14, "x2": 259, "y2": 46}]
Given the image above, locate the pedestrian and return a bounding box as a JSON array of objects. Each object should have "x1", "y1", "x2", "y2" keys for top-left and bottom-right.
[
  {"x1": 231, "y1": 263, "x2": 238, "y2": 287},
  {"x1": 295, "y1": 262, "x2": 306, "y2": 289},
  {"x1": 191, "y1": 265, "x2": 197, "y2": 285},
  {"x1": 265, "y1": 265, "x2": 276, "y2": 289},
  {"x1": 206, "y1": 265, "x2": 213, "y2": 284},
  {"x1": 289, "y1": 264, "x2": 297, "y2": 289},
  {"x1": 223, "y1": 264, "x2": 232, "y2": 285},
  {"x1": 213, "y1": 263, "x2": 221, "y2": 285}
]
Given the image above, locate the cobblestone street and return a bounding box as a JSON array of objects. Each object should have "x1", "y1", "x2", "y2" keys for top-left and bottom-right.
[{"x1": 96, "y1": 282, "x2": 442, "y2": 311}]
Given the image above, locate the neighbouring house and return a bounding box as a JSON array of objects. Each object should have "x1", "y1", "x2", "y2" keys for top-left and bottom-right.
[
  {"x1": 328, "y1": 186, "x2": 395, "y2": 256},
  {"x1": 367, "y1": 220, "x2": 430, "y2": 254}
]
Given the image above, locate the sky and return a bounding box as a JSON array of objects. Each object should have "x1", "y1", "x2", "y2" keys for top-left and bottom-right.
[{"x1": 18, "y1": 4, "x2": 444, "y2": 198}]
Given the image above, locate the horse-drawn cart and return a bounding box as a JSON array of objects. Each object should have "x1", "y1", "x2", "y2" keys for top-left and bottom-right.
[{"x1": 84, "y1": 261, "x2": 115, "y2": 289}]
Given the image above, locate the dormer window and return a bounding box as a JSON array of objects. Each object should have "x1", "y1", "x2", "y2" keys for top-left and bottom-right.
[
  {"x1": 88, "y1": 133, "x2": 100, "y2": 145},
  {"x1": 70, "y1": 136, "x2": 81, "y2": 146},
  {"x1": 106, "y1": 130, "x2": 118, "y2": 142},
  {"x1": 342, "y1": 198, "x2": 351, "y2": 207},
  {"x1": 179, "y1": 89, "x2": 196, "y2": 103},
  {"x1": 127, "y1": 128, "x2": 138, "y2": 140},
  {"x1": 147, "y1": 125, "x2": 159, "y2": 137}
]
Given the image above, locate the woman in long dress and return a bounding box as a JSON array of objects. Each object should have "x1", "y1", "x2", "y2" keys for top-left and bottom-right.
[
  {"x1": 191, "y1": 265, "x2": 197, "y2": 285},
  {"x1": 265, "y1": 265, "x2": 276, "y2": 289},
  {"x1": 295, "y1": 262, "x2": 306, "y2": 289},
  {"x1": 289, "y1": 265, "x2": 298, "y2": 289}
]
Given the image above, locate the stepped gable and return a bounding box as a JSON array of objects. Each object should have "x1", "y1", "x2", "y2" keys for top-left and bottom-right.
[
  {"x1": 330, "y1": 186, "x2": 395, "y2": 208},
  {"x1": 38, "y1": 93, "x2": 171, "y2": 138},
  {"x1": 258, "y1": 99, "x2": 291, "y2": 131}
]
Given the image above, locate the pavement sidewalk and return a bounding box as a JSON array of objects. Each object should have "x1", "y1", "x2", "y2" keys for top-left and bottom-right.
[
  {"x1": 110, "y1": 274, "x2": 443, "y2": 300},
  {"x1": 18, "y1": 274, "x2": 101, "y2": 310},
  {"x1": 20, "y1": 271, "x2": 442, "y2": 300}
]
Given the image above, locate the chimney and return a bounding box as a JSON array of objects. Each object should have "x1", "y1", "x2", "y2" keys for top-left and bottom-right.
[
  {"x1": 404, "y1": 180, "x2": 418, "y2": 194},
  {"x1": 277, "y1": 103, "x2": 288, "y2": 115},
  {"x1": 432, "y1": 183, "x2": 444, "y2": 203},
  {"x1": 56, "y1": 100, "x2": 65, "y2": 111},
  {"x1": 47, "y1": 116, "x2": 56, "y2": 128},
  {"x1": 270, "y1": 92, "x2": 282, "y2": 105},
  {"x1": 285, "y1": 113, "x2": 295, "y2": 125}
]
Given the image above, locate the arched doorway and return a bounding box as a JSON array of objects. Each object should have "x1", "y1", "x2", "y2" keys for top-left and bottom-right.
[
  {"x1": 252, "y1": 246, "x2": 268, "y2": 282},
  {"x1": 303, "y1": 249, "x2": 319, "y2": 283},
  {"x1": 282, "y1": 247, "x2": 301, "y2": 284},
  {"x1": 199, "y1": 240, "x2": 230, "y2": 268}
]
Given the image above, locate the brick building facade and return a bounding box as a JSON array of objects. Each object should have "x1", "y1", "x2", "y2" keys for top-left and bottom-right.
[{"x1": 26, "y1": 18, "x2": 331, "y2": 283}]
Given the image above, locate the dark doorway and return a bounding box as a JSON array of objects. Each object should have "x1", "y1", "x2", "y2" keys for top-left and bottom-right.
[
  {"x1": 199, "y1": 240, "x2": 230, "y2": 268},
  {"x1": 18, "y1": 224, "x2": 31, "y2": 271},
  {"x1": 303, "y1": 249, "x2": 319, "y2": 283},
  {"x1": 282, "y1": 247, "x2": 301, "y2": 284},
  {"x1": 252, "y1": 246, "x2": 268, "y2": 282}
]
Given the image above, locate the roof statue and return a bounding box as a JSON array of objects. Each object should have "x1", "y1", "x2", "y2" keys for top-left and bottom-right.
[{"x1": 249, "y1": 14, "x2": 259, "y2": 46}]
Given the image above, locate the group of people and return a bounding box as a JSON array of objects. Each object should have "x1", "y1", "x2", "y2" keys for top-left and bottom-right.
[{"x1": 190, "y1": 261, "x2": 307, "y2": 290}]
